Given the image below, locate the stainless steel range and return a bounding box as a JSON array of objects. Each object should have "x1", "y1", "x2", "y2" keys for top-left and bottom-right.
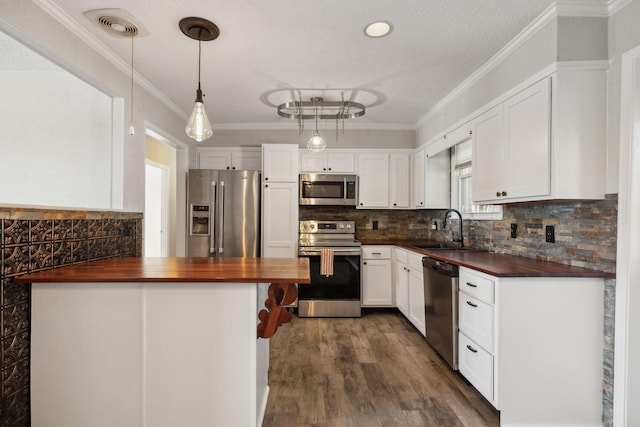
[{"x1": 298, "y1": 220, "x2": 361, "y2": 317}]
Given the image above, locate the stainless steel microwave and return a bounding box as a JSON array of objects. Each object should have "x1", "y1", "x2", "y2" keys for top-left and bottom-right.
[{"x1": 299, "y1": 174, "x2": 358, "y2": 206}]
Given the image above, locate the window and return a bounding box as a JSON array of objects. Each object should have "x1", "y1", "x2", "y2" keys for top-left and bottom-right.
[{"x1": 451, "y1": 141, "x2": 502, "y2": 220}]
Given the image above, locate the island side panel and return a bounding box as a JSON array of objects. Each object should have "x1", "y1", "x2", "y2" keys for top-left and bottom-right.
[
  {"x1": 256, "y1": 282, "x2": 270, "y2": 426},
  {"x1": 143, "y1": 282, "x2": 259, "y2": 427},
  {"x1": 30, "y1": 282, "x2": 144, "y2": 427},
  {"x1": 30, "y1": 281, "x2": 265, "y2": 427}
]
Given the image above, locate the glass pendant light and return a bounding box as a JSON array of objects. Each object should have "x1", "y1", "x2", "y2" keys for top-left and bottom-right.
[
  {"x1": 180, "y1": 17, "x2": 219, "y2": 142},
  {"x1": 307, "y1": 97, "x2": 326, "y2": 152}
]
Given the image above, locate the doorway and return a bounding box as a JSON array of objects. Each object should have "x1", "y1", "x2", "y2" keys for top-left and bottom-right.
[{"x1": 145, "y1": 161, "x2": 169, "y2": 257}]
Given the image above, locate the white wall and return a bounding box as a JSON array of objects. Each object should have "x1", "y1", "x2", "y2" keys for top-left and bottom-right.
[
  {"x1": 198, "y1": 128, "x2": 416, "y2": 149},
  {"x1": 0, "y1": 0, "x2": 194, "y2": 212},
  {"x1": 0, "y1": 59, "x2": 113, "y2": 209}
]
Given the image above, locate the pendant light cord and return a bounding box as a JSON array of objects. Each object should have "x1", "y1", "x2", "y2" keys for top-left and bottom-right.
[
  {"x1": 198, "y1": 30, "x2": 202, "y2": 89},
  {"x1": 130, "y1": 34, "x2": 134, "y2": 125}
]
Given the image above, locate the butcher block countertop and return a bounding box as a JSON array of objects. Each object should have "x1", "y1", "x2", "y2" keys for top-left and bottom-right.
[
  {"x1": 358, "y1": 239, "x2": 614, "y2": 279},
  {"x1": 17, "y1": 257, "x2": 311, "y2": 284}
]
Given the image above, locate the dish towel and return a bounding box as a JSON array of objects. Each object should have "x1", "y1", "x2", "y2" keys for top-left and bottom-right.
[{"x1": 320, "y1": 248, "x2": 334, "y2": 277}]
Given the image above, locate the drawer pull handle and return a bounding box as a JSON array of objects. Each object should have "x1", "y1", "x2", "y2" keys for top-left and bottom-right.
[
  {"x1": 372, "y1": 252, "x2": 381, "y2": 255},
  {"x1": 466, "y1": 301, "x2": 478, "y2": 308},
  {"x1": 466, "y1": 282, "x2": 477, "y2": 288},
  {"x1": 466, "y1": 344, "x2": 478, "y2": 353}
]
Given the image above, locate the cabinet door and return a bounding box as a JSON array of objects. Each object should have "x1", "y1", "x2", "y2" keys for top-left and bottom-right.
[
  {"x1": 503, "y1": 78, "x2": 551, "y2": 200},
  {"x1": 412, "y1": 149, "x2": 426, "y2": 208},
  {"x1": 472, "y1": 105, "x2": 505, "y2": 202},
  {"x1": 394, "y1": 259, "x2": 409, "y2": 317},
  {"x1": 327, "y1": 152, "x2": 355, "y2": 173},
  {"x1": 262, "y1": 144, "x2": 299, "y2": 182},
  {"x1": 408, "y1": 267, "x2": 426, "y2": 336},
  {"x1": 199, "y1": 151, "x2": 231, "y2": 169},
  {"x1": 261, "y1": 181, "x2": 298, "y2": 258},
  {"x1": 357, "y1": 153, "x2": 389, "y2": 208},
  {"x1": 362, "y1": 259, "x2": 393, "y2": 306},
  {"x1": 299, "y1": 151, "x2": 326, "y2": 172},
  {"x1": 232, "y1": 151, "x2": 261, "y2": 171},
  {"x1": 389, "y1": 154, "x2": 410, "y2": 208},
  {"x1": 426, "y1": 150, "x2": 451, "y2": 209}
]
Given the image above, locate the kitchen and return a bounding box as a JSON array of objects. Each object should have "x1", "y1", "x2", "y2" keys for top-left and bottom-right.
[{"x1": 0, "y1": 1, "x2": 639, "y2": 426}]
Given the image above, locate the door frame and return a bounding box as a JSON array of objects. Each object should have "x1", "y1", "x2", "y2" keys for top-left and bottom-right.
[
  {"x1": 614, "y1": 42, "x2": 640, "y2": 426},
  {"x1": 144, "y1": 160, "x2": 170, "y2": 257}
]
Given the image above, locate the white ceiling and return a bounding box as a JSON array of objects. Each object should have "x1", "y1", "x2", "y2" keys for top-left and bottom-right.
[{"x1": 41, "y1": 0, "x2": 559, "y2": 130}]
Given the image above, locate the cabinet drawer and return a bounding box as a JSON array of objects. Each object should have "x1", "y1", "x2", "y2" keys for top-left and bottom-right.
[
  {"x1": 362, "y1": 246, "x2": 391, "y2": 259},
  {"x1": 459, "y1": 268, "x2": 495, "y2": 304},
  {"x1": 459, "y1": 294, "x2": 494, "y2": 352},
  {"x1": 459, "y1": 332, "x2": 494, "y2": 405}
]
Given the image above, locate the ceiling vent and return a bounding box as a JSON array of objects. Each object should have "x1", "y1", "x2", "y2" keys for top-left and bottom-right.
[{"x1": 83, "y1": 8, "x2": 148, "y2": 37}]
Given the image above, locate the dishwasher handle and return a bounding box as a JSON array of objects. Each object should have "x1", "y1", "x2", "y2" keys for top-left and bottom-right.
[{"x1": 422, "y1": 256, "x2": 459, "y2": 277}]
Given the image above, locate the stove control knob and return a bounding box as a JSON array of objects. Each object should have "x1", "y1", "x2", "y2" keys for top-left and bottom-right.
[
  {"x1": 339, "y1": 224, "x2": 345, "y2": 229},
  {"x1": 310, "y1": 224, "x2": 315, "y2": 229},
  {"x1": 302, "y1": 224, "x2": 308, "y2": 230}
]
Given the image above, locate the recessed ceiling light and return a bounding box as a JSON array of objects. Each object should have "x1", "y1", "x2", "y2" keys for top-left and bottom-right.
[{"x1": 364, "y1": 21, "x2": 391, "y2": 38}]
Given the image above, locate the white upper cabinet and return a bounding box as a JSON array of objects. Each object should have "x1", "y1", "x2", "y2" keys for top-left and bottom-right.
[
  {"x1": 357, "y1": 152, "x2": 390, "y2": 208},
  {"x1": 198, "y1": 147, "x2": 262, "y2": 171},
  {"x1": 472, "y1": 70, "x2": 606, "y2": 204},
  {"x1": 389, "y1": 154, "x2": 411, "y2": 209},
  {"x1": 426, "y1": 150, "x2": 451, "y2": 209},
  {"x1": 414, "y1": 148, "x2": 451, "y2": 209},
  {"x1": 412, "y1": 148, "x2": 426, "y2": 208},
  {"x1": 262, "y1": 144, "x2": 299, "y2": 183},
  {"x1": 300, "y1": 150, "x2": 355, "y2": 173},
  {"x1": 473, "y1": 78, "x2": 551, "y2": 203}
]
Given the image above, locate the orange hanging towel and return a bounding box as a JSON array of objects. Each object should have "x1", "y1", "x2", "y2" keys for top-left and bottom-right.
[{"x1": 320, "y1": 248, "x2": 334, "y2": 276}]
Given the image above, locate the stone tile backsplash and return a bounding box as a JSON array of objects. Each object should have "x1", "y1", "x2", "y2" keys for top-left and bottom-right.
[{"x1": 0, "y1": 208, "x2": 142, "y2": 427}]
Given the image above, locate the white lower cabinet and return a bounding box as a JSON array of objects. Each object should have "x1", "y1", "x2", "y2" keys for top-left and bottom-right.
[
  {"x1": 407, "y1": 252, "x2": 425, "y2": 336},
  {"x1": 457, "y1": 267, "x2": 605, "y2": 426},
  {"x1": 393, "y1": 248, "x2": 425, "y2": 336},
  {"x1": 393, "y1": 248, "x2": 409, "y2": 317},
  {"x1": 361, "y1": 246, "x2": 393, "y2": 307}
]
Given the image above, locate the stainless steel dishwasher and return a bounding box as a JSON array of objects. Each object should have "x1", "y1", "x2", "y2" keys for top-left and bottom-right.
[{"x1": 422, "y1": 256, "x2": 459, "y2": 370}]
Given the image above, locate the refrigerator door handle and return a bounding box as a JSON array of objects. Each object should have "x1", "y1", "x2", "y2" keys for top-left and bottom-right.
[
  {"x1": 218, "y1": 180, "x2": 225, "y2": 254},
  {"x1": 210, "y1": 181, "x2": 216, "y2": 254}
]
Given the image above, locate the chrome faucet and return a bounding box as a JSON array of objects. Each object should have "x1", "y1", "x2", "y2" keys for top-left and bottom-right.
[{"x1": 443, "y1": 209, "x2": 464, "y2": 247}]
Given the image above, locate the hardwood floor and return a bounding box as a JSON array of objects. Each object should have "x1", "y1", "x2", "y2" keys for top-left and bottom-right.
[{"x1": 263, "y1": 310, "x2": 499, "y2": 427}]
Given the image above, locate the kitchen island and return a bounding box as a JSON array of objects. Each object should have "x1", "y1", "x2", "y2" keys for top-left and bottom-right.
[{"x1": 17, "y1": 257, "x2": 310, "y2": 427}]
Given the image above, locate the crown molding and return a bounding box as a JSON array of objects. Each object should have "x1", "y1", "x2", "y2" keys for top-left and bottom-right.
[
  {"x1": 609, "y1": 0, "x2": 634, "y2": 15},
  {"x1": 211, "y1": 122, "x2": 416, "y2": 132},
  {"x1": 33, "y1": 0, "x2": 188, "y2": 120},
  {"x1": 415, "y1": 3, "x2": 557, "y2": 129}
]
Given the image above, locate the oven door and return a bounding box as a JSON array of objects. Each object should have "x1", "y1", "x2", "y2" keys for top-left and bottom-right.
[{"x1": 297, "y1": 248, "x2": 361, "y2": 317}]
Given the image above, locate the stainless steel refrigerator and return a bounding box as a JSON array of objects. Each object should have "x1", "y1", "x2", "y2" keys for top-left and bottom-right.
[{"x1": 186, "y1": 169, "x2": 260, "y2": 257}]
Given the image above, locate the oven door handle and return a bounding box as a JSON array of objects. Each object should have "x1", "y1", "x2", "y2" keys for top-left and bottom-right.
[{"x1": 298, "y1": 248, "x2": 361, "y2": 256}]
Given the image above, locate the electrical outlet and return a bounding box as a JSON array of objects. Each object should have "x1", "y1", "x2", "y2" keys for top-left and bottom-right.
[
  {"x1": 372, "y1": 220, "x2": 378, "y2": 230},
  {"x1": 545, "y1": 225, "x2": 555, "y2": 243},
  {"x1": 510, "y1": 223, "x2": 518, "y2": 239},
  {"x1": 431, "y1": 220, "x2": 438, "y2": 230}
]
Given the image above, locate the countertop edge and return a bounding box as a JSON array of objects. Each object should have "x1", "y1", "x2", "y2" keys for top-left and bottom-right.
[
  {"x1": 15, "y1": 257, "x2": 312, "y2": 284},
  {"x1": 359, "y1": 240, "x2": 614, "y2": 279}
]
